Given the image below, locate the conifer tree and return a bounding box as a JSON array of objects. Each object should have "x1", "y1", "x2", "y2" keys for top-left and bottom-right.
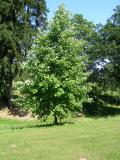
[{"x1": 0, "y1": 0, "x2": 47, "y2": 107}]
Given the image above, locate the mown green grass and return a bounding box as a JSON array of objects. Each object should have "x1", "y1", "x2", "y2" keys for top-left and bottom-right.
[{"x1": 0, "y1": 116, "x2": 120, "y2": 160}]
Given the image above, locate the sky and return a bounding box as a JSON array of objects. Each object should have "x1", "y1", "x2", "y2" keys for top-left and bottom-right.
[{"x1": 46, "y1": 0, "x2": 120, "y2": 24}]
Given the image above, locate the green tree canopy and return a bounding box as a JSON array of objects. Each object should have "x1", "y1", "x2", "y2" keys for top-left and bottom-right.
[{"x1": 15, "y1": 5, "x2": 91, "y2": 124}]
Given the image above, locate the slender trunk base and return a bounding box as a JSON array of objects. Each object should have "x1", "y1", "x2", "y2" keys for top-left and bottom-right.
[
  {"x1": 0, "y1": 53, "x2": 13, "y2": 109},
  {"x1": 0, "y1": 95, "x2": 12, "y2": 109},
  {"x1": 54, "y1": 113, "x2": 58, "y2": 125}
]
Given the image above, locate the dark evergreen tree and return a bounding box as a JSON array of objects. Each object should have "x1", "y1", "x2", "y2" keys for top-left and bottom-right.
[{"x1": 0, "y1": 0, "x2": 47, "y2": 107}]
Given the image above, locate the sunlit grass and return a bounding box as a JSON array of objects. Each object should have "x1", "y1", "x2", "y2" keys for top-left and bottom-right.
[{"x1": 0, "y1": 116, "x2": 120, "y2": 160}]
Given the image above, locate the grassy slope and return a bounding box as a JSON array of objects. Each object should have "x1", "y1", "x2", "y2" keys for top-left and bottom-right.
[{"x1": 0, "y1": 116, "x2": 120, "y2": 160}]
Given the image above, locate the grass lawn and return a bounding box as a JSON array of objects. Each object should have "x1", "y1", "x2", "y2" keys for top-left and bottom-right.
[{"x1": 0, "y1": 116, "x2": 120, "y2": 160}]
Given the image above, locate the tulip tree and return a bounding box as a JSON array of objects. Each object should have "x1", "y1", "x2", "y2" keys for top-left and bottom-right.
[{"x1": 15, "y1": 5, "x2": 91, "y2": 124}]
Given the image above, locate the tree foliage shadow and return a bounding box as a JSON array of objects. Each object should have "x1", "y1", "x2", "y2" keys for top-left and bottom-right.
[
  {"x1": 0, "y1": 104, "x2": 28, "y2": 117},
  {"x1": 83, "y1": 94, "x2": 120, "y2": 117},
  {"x1": 98, "y1": 94, "x2": 120, "y2": 106},
  {"x1": 8, "y1": 106, "x2": 28, "y2": 117},
  {"x1": 10, "y1": 121, "x2": 75, "y2": 130}
]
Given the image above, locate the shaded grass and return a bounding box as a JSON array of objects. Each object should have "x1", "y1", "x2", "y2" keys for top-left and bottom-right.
[
  {"x1": 83, "y1": 100, "x2": 120, "y2": 117},
  {"x1": 83, "y1": 89, "x2": 120, "y2": 117},
  {"x1": 0, "y1": 116, "x2": 120, "y2": 160},
  {"x1": 0, "y1": 117, "x2": 73, "y2": 131},
  {"x1": 0, "y1": 118, "x2": 50, "y2": 131}
]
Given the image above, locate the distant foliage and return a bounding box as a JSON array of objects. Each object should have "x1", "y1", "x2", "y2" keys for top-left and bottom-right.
[{"x1": 100, "y1": 5, "x2": 120, "y2": 87}]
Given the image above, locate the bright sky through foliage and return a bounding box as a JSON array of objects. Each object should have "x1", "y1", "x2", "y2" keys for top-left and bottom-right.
[{"x1": 46, "y1": 0, "x2": 120, "y2": 24}]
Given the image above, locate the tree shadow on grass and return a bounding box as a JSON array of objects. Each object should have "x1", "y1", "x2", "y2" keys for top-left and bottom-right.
[
  {"x1": 8, "y1": 107, "x2": 28, "y2": 117},
  {"x1": 98, "y1": 94, "x2": 120, "y2": 106},
  {"x1": 83, "y1": 97, "x2": 120, "y2": 117},
  {"x1": 0, "y1": 104, "x2": 29, "y2": 117},
  {"x1": 9, "y1": 121, "x2": 75, "y2": 130}
]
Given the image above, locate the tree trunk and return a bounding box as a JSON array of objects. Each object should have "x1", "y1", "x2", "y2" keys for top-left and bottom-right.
[
  {"x1": 7, "y1": 55, "x2": 13, "y2": 109},
  {"x1": 54, "y1": 113, "x2": 58, "y2": 125},
  {"x1": 0, "y1": 55, "x2": 13, "y2": 108},
  {"x1": 6, "y1": 77, "x2": 12, "y2": 109},
  {"x1": 0, "y1": 72, "x2": 12, "y2": 108}
]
